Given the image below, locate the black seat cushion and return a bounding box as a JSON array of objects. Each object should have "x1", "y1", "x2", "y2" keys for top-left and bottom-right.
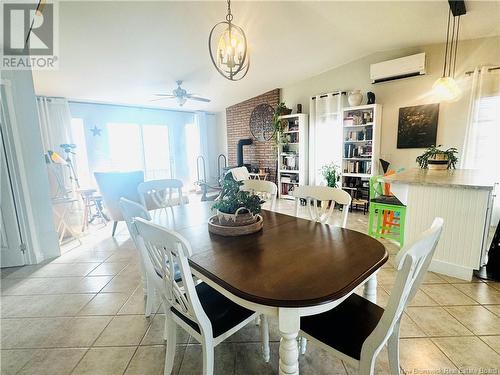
[
  {"x1": 300, "y1": 294, "x2": 384, "y2": 360},
  {"x1": 371, "y1": 195, "x2": 405, "y2": 206},
  {"x1": 171, "y1": 282, "x2": 254, "y2": 338}
]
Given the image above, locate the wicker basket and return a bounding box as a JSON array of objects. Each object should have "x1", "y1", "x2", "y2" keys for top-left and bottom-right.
[{"x1": 208, "y1": 215, "x2": 263, "y2": 237}]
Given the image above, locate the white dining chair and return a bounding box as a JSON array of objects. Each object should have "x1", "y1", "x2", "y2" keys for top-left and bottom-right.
[
  {"x1": 292, "y1": 185, "x2": 352, "y2": 227},
  {"x1": 299, "y1": 218, "x2": 444, "y2": 375},
  {"x1": 133, "y1": 217, "x2": 270, "y2": 375},
  {"x1": 119, "y1": 198, "x2": 156, "y2": 317},
  {"x1": 242, "y1": 179, "x2": 278, "y2": 210},
  {"x1": 228, "y1": 166, "x2": 250, "y2": 181},
  {"x1": 137, "y1": 179, "x2": 188, "y2": 220}
]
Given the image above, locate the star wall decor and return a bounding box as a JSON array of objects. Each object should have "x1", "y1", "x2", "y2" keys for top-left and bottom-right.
[{"x1": 90, "y1": 125, "x2": 102, "y2": 136}]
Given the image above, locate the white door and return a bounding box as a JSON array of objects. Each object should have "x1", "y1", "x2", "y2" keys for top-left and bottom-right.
[{"x1": 0, "y1": 119, "x2": 26, "y2": 267}]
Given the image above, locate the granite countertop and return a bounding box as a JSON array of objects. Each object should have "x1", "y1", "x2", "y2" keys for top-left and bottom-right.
[{"x1": 381, "y1": 169, "x2": 497, "y2": 190}]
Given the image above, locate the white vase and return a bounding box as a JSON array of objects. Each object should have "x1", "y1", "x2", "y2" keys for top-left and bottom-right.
[{"x1": 348, "y1": 90, "x2": 363, "y2": 107}]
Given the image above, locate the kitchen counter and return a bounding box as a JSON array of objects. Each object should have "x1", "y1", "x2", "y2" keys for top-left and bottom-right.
[
  {"x1": 382, "y1": 168, "x2": 496, "y2": 191},
  {"x1": 381, "y1": 169, "x2": 496, "y2": 280}
]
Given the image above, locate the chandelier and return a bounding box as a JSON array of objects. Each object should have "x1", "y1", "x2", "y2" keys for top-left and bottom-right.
[
  {"x1": 433, "y1": 2, "x2": 465, "y2": 102},
  {"x1": 208, "y1": 0, "x2": 249, "y2": 81}
]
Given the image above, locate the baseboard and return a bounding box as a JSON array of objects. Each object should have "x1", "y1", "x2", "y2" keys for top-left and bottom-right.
[{"x1": 429, "y1": 259, "x2": 473, "y2": 281}]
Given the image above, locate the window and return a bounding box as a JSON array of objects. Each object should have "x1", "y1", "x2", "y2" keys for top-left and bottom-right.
[
  {"x1": 107, "y1": 123, "x2": 142, "y2": 171},
  {"x1": 185, "y1": 123, "x2": 201, "y2": 185},
  {"x1": 70, "y1": 118, "x2": 92, "y2": 187},
  {"x1": 142, "y1": 124, "x2": 171, "y2": 180}
]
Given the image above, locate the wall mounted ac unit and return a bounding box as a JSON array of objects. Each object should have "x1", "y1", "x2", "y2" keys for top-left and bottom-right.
[{"x1": 370, "y1": 53, "x2": 426, "y2": 84}]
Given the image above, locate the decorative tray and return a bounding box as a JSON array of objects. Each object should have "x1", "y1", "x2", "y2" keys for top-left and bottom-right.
[{"x1": 208, "y1": 215, "x2": 263, "y2": 237}]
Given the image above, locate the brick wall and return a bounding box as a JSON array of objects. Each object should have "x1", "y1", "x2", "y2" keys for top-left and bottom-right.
[{"x1": 226, "y1": 88, "x2": 280, "y2": 182}]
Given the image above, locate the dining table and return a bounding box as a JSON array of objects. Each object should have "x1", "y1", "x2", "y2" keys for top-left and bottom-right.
[{"x1": 156, "y1": 201, "x2": 388, "y2": 375}]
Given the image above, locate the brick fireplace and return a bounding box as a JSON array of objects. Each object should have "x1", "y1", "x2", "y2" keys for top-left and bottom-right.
[{"x1": 226, "y1": 88, "x2": 280, "y2": 182}]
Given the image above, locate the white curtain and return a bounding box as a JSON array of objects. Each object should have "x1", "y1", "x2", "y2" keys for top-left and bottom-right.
[
  {"x1": 309, "y1": 92, "x2": 343, "y2": 185},
  {"x1": 36, "y1": 97, "x2": 73, "y2": 153},
  {"x1": 461, "y1": 66, "x2": 500, "y2": 223}
]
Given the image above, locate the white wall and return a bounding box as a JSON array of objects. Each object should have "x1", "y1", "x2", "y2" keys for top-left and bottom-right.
[
  {"x1": 282, "y1": 36, "x2": 500, "y2": 171},
  {"x1": 2, "y1": 70, "x2": 60, "y2": 262}
]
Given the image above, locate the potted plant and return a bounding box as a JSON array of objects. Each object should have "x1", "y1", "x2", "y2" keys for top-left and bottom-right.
[
  {"x1": 272, "y1": 102, "x2": 292, "y2": 150},
  {"x1": 416, "y1": 145, "x2": 459, "y2": 170},
  {"x1": 321, "y1": 163, "x2": 341, "y2": 188},
  {"x1": 212, "y1": 177, "x2": 263, "y2": 226}
]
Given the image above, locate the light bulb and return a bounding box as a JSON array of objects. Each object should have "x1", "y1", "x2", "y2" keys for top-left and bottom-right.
[{"x1": 432, "y1": 76, "x2": 461, "y2": 102}]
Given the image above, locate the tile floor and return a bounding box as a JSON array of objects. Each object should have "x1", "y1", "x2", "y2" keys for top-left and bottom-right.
[{"x1": 1, "y1": 199, "x2": 500, "y2": 374}]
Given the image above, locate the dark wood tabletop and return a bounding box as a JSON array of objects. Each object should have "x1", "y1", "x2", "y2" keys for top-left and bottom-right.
[{"x1": 168, "y1": 201, "x2": 388, "y2": 308}]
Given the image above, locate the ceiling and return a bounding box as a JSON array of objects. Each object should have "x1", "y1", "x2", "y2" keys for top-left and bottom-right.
[{"x1": 33, "y1": 1, "x2": 500, "y2": 112}]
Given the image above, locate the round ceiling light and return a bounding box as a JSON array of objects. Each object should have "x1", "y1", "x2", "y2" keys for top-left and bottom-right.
[{"x1": 208, "y1": 0, "x2": 249, "y2": 81}]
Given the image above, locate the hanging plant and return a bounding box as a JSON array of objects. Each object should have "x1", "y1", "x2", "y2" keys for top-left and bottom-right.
[{"x1": 416, "y1": 145, "x2": 459, "y2": 170}]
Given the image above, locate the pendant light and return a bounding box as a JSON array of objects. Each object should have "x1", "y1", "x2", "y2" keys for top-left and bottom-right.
[
  {"x1": 208, "y1": 0, "x2": 249, "y2": 81},
  {"x1": 433, "y1": 2, "x2": 465, "y2": 102}
]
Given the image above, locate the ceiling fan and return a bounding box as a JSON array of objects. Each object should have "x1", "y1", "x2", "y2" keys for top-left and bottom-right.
[{"x1": 153, "y1": 80, "x2": 211, "y2": 106}]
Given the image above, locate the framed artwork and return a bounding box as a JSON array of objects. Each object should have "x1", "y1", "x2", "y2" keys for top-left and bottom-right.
[{"x1": 397, "y1": 104, "x2": 439, "y2": 148}]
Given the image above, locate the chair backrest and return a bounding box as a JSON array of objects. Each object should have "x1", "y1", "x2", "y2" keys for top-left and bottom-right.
[
  {"x1": 119, "y1": 198, "x2": 151, "y2": 244},
  {"x1": 133, "y1": 218, "x2": 212, "y2": 336},
  {"x1": 137, "y1": 179, "x2": 185, "y2": 210},
  {"x1": 361, "y1": 217, "x2": 444, "y2": 364},
  {"x1": 228, "y1": 166, "x2": 250, "y2": 181},
  {"x1": 292, "y1": 185, "x2": 352, "y2": 227},
  {"x1": 242, "y1": 180, "x2": 278, "y2": 210},
  {"x1": 94, "y1": 171, "x2": 145, "y2": 221}
]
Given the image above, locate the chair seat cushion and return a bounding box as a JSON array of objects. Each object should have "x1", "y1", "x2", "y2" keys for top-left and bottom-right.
[
  {"x1": 300, "y1": 294, "x2": 384, "y2": 360},
  {"x1": 171, "y1": 282, "x2": 254, "y2": 338},
  {"x1": 371, "y1": 195, "x2": 405, "y2": 207}
]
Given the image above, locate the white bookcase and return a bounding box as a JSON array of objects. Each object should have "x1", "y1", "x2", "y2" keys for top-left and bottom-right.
[
  {"x1": 277, "y1": 114, "x2": 309, "y2": 200},
  {"x1": 341, "y1": 104, "x2": 382, "y2": 203}
]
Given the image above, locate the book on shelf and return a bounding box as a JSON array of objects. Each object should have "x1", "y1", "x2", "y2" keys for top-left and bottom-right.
[
  {"x1": 343, "y1": 160, "x2": 372, "y2": 174},
  {"x1": 344, "y1": 144, "x2": 373, "y2": 158}
]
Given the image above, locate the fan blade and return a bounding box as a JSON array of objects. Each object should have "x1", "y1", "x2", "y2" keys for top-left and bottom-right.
[
  {"x1": 149, "y1": 97, "x2": 175, "y2": 102},
  {"x1": 154, "y1": 94, "x2": 176, "y2": 97},
  {"x1": 187, "y1": 95, "x2": 211, "y2": 103}
]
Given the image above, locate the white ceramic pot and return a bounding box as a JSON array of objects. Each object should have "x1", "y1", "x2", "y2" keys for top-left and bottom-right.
[{"x1": 348, "y1": 90, "x2": 363, "y2": 107}]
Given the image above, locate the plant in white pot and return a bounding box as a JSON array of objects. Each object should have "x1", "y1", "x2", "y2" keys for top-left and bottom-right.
[
  {"x1": 416, "y1": 145, "x2": 459, "y2": 170},
  {"x1": 212, "y1": 177, "x2": 263, "y2": 227}
]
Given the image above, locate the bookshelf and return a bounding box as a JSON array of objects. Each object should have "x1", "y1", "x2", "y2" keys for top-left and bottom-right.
[
  {"x1": 341, "y1": 104, "x2": 382, "y2": 205},
  {"x1": 277, "y1": 114, "x2": 308, "y2": 200}
]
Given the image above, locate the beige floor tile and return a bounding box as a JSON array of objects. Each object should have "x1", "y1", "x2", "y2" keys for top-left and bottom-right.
[
  {"x1": 1, "y1": 318, "x2": 69, "y2": 349},
  {"x1": 298, "y1": 343, "x2": 347, "y2": 374},
  {"x1": 27, "y1": 263, "x2": 101, "y2": 278},
  {"x1": 179, "y1": 343, "x2": 237, "y2": 375},
  {"x1": 46, "y1": 316, "x2": 112, "y2": 347},
  {"x1": 406, "y1": 307, "x2": 473, "y2": 337},
  {"x1": 433, "y1": 336, "x2": 500, "y2": 370},
  {"x1": 78, "y1": 293, "x2": 130, "y2": 315},
  {"x1": 72, "y1": 347, "x2": 136, "y2": 375},
  {"x1": 101, "y1": 275, "x2": 141, "y2": 294},
  {"x1": 376, "y1": 268, "x2": 398, "y2": 288},
  {"x1": 88, "y1": 263, "x2": 128, "y2": 277},
  {"x1": 344, "y1": 346, "x2": 391, "y2": 374},
  {"x1": 51, "y1": 250, "x2": 113, "y2": 263},
  {"x1": 407, "y1": 289, "x2": 438, "y2": 306},
  {"x1": 399, "y1": 338, "x2": 457, "y2": 374},
  {"x1": 452, "y1": 283, "x2": 500, "y2": 305},
  {"x1": 118, "y1": 286, "x2": 156, "y2": 315},
  {"x1": 480, "y1": 335, "x2": 500, "y2": 354},
  {"x1": 1, "y1": 277, "x2": 111, "y2": 295},
  {"x1": 105, "y1": 250, "x2": 139, "y2": 263},
  {"x1": 0, "y1": 349, "x2": 37, "y2": 375},
  {"x1": 17, "y1": 348, "x2": 87, "y2": 375},
  {"x1": 445, "y1": 305, "x2": 500, "y2": 335},
  {"x1": 141, "y1": 314, "x2": 190, "y2": 345},
  {"x1": 1, "y1": 294, "x2": 94, "y2": 317},
  {"x1": 125, "y1": 345, "x2": 185, "y2": 375},
  {"x1": 486, "y1": 305, "x2": 500, "y2": 317},
  {"x1": 94, "y1": 315, "x2": 150, "y2": 346},
  {"x1": 440, "y1": 274, "x2": 483, "y2": 283},
  {"x1": 422, "y1": 272, "x2": 447, "y2": 284},
  {"x1": 420, "y1": 284, "x2": 478, "y2": 305},
  {"x1": 400, "y1": 313, "x2": 426, "y2": 338}
]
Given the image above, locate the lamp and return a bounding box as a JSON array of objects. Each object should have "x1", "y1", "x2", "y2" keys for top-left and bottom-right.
[
  {"x1": 433, "y1": 2, "x2": 465, "y2": 102},
  {"x1": 208, "y1": 0, "x2": 249, "y2": 81}
]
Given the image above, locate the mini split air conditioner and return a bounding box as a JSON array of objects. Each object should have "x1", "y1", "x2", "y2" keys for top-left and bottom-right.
[{"x1": 370, "y1": 53, "x2": 426, "y2": 84}]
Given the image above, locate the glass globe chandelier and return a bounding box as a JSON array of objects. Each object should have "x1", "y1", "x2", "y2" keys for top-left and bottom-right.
[
  {"x1": 433, "y1": 5, "x2": 464, "y2": 102},
  {"x1": 209, "y1": 0, "x2": 249, "y2": 81}
]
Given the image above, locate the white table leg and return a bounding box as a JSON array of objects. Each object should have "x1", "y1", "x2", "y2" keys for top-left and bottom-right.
[
  {"x1": 363, "y1": 273, "x2": 377, "y2": 304},
  {"x1": 278, "y1": 308, "x2": 300, "y2": 375}
]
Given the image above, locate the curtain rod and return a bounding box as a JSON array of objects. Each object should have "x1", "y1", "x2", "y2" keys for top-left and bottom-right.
[{"x1": 465, "y1": 66, "x2": 500, "y2": 76}]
